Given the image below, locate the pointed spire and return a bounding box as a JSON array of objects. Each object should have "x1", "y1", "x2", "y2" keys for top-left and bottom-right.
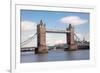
[
  {"x1": 40, "y1": 19, "x2": 43, "y2": 25},
  {"x1": 69, "y1": 23, "x2": 72, "y2": 28}
]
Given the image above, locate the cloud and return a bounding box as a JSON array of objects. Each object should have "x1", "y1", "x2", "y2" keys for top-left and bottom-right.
[
  {"x1": 21, "y1": 21, "x2": 37, "y2": 31},
  {"x1": 21, "y1": 21, "x2": 37, "y2": 47},
  {"x1": 60, "y1": 16, "x2": 88, "y2": 25},
  {"x1": 46, "y1": 33, "x2": 66, "y2": 46}
]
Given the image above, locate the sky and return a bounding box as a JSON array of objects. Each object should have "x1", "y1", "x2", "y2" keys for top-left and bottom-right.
[{"x1": 20, "y1": 10, "x2": 90, "y2": 47}]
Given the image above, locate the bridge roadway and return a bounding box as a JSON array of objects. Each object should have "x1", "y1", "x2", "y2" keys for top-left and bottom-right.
[
  {"x1": 21, "y1": 47, "x2": 36, "y2": 52},
  {"x1": 46, "y1": 29, "x2": 70, "y2": 33}
]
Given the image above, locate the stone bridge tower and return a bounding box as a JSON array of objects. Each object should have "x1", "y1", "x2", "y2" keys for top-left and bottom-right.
[
  {"x1": 66, "y1": 24, "x2": 78, "y2": 50},
  {"x1": 35, "y1": 20, "x2": 48, "y2": 54}
]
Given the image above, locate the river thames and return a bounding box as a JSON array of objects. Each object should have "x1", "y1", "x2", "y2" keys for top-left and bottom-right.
[{"x1": 21, "y1": 49, "x2": 89, "y2": 63}]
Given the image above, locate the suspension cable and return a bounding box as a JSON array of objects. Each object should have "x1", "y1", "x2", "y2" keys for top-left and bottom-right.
[
  {"x1": 74, "y1": 33, "x2": 83, "y2": 43},
  {"x1": 21, "y1": 33, "x2": 37, "y2": 46}
]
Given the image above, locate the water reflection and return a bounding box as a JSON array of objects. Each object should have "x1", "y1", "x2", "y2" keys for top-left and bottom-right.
[{"x1": 21, "y1": 49, "x2": 89, "y2": 63}]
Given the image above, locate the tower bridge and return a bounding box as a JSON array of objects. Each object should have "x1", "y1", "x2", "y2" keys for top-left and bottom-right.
[
  {"x1": 21, "y1": 20, "x2": 87, "y2": 54},
  {"x1": 35, "y1": 20, "x2": 77, "y2": 54}
]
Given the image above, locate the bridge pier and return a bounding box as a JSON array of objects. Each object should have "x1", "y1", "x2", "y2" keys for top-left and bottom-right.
[
  {"x1": 35, "y1": 20, "x2": 48, "y2": 54},
  {"x1": 66, "y1": 24, "x2": 78, "y2": 51}
]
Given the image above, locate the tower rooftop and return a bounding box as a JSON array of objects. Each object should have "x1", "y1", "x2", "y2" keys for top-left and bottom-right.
[{"x1": 40, "y1": 20, "x2": 43, "y2": 25}]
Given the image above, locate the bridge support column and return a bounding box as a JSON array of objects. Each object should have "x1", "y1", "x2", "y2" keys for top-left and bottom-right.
[
  {"x1": 66, "y1": 24, "x2": 78, "y2": 51},
  {"x1": 35, "y1": 20, "x2": 48, "y2": 54}
]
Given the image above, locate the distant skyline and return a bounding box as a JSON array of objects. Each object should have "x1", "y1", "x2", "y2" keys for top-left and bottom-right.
[{"x1": 21, "y1": 10, "x2": 90, "y2": 47}]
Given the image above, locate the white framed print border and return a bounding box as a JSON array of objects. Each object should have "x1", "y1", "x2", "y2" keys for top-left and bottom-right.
[{"x1": 11, "y1": 1, "x2": 96, "y2": 73}]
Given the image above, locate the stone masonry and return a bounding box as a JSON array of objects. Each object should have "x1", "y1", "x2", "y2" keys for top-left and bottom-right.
[
  {"x1": 66, "y1": 24, "x2": 78, "y2": 50},
  {"x1": 35, "y1": 20, "x2": 48, "y2": 54}
]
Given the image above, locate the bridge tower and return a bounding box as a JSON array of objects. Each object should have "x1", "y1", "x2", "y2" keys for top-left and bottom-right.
[
  {"x1": 35, "y1": 20, "x2": 48, "y2": 54},
  {"x1": 66, "y1": 24, "x2": 78, "y2": 50}
]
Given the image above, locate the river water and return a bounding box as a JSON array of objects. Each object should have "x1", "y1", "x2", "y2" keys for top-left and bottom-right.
[{"x1": 21, "y1": 49, "x2": 89, "y2": 63}]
